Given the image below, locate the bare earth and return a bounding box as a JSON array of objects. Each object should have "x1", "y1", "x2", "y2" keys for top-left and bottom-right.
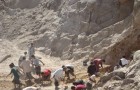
[{"x1": 0, "y1": 40, "x2": 89, "y2": 90}]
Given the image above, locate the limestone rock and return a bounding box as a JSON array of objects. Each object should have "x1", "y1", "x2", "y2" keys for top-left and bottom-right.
[
  {"x1": 0, "y1": 0, "x2": 135, "y2": 61},
  {"x1": 133, "y1": 50, "x2": 140, "y2": 61}
]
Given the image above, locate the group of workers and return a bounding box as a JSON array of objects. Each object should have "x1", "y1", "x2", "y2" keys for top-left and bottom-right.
[
  {"x1": 6, "y1": 42, "x2": 130, "y2": 90},
  {"x1": 7, "y1": 43, "x2": 40, "y2": 88},
  {"x1": 6, "y1": 43, "x2": 77, "y2": 89}
]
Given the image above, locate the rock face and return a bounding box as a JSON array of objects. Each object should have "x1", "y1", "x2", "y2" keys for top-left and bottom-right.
[
  {"x1": 0, "y1": 0, "x2": 139, "y2": 65},
  {"x1": 95, "y1": 50, "x2": 140, "y2": 90},
  {"x1": 95, "y1": 0, "x2": 140, "y2": 66},
  {"x1": 55, "y1": 0, "x2": 134, "y2": 34},
  {"x1": 93, "y1": 1, "x2": 140, "y2": 89},
  {"x1": 0, "y1": 0, "x2": 135, "y2": 63}
]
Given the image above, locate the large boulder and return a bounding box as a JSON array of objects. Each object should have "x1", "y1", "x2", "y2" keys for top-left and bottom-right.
[
  {"x1": 98, "y1": 68, "x2": 126, "y2": 86},
  {"x1": 133, "y1": 50, "x2": 140, "y2": 61}
]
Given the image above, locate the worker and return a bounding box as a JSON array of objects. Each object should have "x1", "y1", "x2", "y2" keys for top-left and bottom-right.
[
  {"x1": 93, "y1": 58, "x2": 105, "y2": 72},
  {"x1": 62, "y1": 65, "x2": 76, "y2": 80},
  {"x1": 87, "y1": 62, "x2": 96, "y2": 76}
]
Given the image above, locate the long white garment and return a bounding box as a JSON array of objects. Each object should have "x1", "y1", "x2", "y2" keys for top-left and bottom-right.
[
  {"x1": 51, "y1": 68, "x2": 64, "y2": 81},
  {"x1": 120, "y1": 58, "x2": 128, "y2": 65},
  {"x1": 20, "y1": 60, "x2": 32, "y2": 73}
]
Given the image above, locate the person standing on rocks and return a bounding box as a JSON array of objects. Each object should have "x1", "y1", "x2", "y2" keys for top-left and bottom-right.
[
  {"x1": 87, "y1": 62, "x2": 96, "y2": 76},
  {"x1": 20, "y1": 57, "x2": 34, "y2": 81},
  {"x1": 7, "y1": 63, "x2": 21, "y2": 88},
  {"x1": 18, "y1": 52, "x2": 27, "y2": 67},
  {"x1": 28, "y1": 43, "x2": 35, "y2": 60},
  {"x1": 31, "y1": 55, "x2": 45, "y2": 77}
]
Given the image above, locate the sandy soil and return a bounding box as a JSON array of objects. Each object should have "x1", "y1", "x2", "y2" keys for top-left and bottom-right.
[{"x1": 0, "y1": 40, "x2": 89, "y2": 90}]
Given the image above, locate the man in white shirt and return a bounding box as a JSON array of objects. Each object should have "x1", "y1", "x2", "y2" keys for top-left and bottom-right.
[
  {"x1": 119, "y1": 56, "x2": 129, "y2": 67},
  {"x1": 31, "y1": 55, "x2": 45, "y2": 77},
  {"x1": 20, "y1": 58, "x2": 33, "y2": 81},
  {"x1": 28, "y1": 43, "x2": 35, "y2": 59},
  {"x1": 51, "y1": 68, "x2": 64, "y2": 88}
]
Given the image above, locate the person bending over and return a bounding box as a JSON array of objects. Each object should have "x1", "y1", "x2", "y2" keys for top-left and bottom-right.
[{"x1": 62, "y1": 65, "x2": 76, "y2": 80}]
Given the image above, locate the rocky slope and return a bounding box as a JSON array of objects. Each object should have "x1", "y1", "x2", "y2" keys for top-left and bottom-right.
[
  {"x1": 95, "y1": 50, "x2": 140, "y2": 90},
  {"x1": 0, "y1": 0, "x2": 136, "y2": 63},
  {"x1": 0, "y1": 0, "x2": 140, "y2": 89},
  {"x1": 93, "y1": 1, "x2": 140, "y2": 90}
]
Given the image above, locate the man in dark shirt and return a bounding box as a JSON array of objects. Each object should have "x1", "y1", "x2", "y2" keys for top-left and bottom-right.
[
  {"x1": 7, "y1": 63, "x2": 21, "y2": 88},
  {"x1": 87, "y1": 62, "x2": 96, "y2": 76}
]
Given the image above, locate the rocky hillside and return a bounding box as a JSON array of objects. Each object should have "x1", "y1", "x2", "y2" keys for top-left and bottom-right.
[
  {"x1": 95, "y1": 50, "x2": 140, "y2": 90},
  {"x1": 92, "y1": 1, "x2": 140, "y2": 89},
  {"x1": 0, "y1": 0, "x2": 140, "y2": 90},
  {"x1": 0, "y1": 0, "x2": 136, "y2": 65}
]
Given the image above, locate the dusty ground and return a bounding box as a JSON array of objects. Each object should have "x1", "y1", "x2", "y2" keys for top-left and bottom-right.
[
  {"x1": 0, "y1": 40, "x2": 108, "y2": 90},
  {"x1": 0, "y1": 40, "x2": 89, "y2": 90}
]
